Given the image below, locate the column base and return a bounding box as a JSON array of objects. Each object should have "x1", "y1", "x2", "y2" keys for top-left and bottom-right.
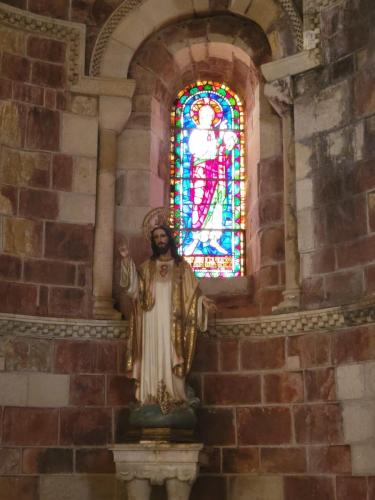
[
  {"x1": 272, "y1": 288, "x2": 301, "y2": 314},
  {"x1": 110, "y1": 442, "x2": 202, "y2": 500},
  {"x1": 93, "y1": 296, "x2": 122, "y2": 320}
]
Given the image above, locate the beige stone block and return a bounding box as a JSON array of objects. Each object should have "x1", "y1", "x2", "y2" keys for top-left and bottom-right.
[
  {"x1": 138, "y1": 0, "x2": 193, "y2": 38},
  {"x1": 71, "y1": 95, "x2": 98, "y2": 117},
  {"x1": 0, "y1": 27, "x2": 25, "y2": 54},
  {"x1": 0, "y1": 373, "x2": 28, "y2": 406},
  {"x1": 232, "y1": 45, "x2": 251, "y2": 67},
  {"x1": 352, "y1": 442, "x2": 375, "y2": 474},
  {"x1": 112, "y1": 8, "x2": 154, "y2": 50},
  {"x1": 327, "y1": 128, "x2": 346, "y2": 158},
  {"x1": 295, "y1": 82, "x2": 350, "y2": 140},
  {"x1": 343, "y1": 401, "x2": 375, "y2": 443},
  {"x1": 149, "y1": 173, "x2": 164, "y2": 206},
  {"x1": 230, "y1": 0, "x2": 253, "y2": 15},
  {"x1": 267, "y1": 30, "x2": 284, "y2": 60},
  {"x1": 260, "y1": 116, "x2": 282, "y2": 159},
  {"x1": 301, "y1": 252, "x2": 313, "y2": 277},
  {"x1": 364, "y1": 361, "x2": 375, "y2": 398},
  {"x1": 99, "y1": 96, "x2": 132, "y2": 133},
  {"x1": 354, "y1": 121, "x2": 365, "y2": 161},
  {"x1": 39, "y1": 475, "x2": 121, "y2": 500},
  {"x1": 115, "y1": 205, "x2": 149, "y2": 234},
  {"x1": 1, "y1": 148, "x2": 50, "y2": 186},
  {"x1": 73, "y1": 157, "x2": 97, "y2": 195},
  {"x1": 246, "y1": 0, "x2": 282, "y2": 32},
  {"x1": 123, "y1": 170, "x2": 150, "y2": 206},
  {"x1": 118, "y1": 129, "x2": 151, "y2": 170},
  {"x1": 207, "y1": 42, "x2": 233, "y2": 60},
  {"x1": 27, "y1": 373, "x2": 69, "y2": 407},
  {"x1": 101, "y1": 39, "x2": 134, "y2": 79},
  {"x1": 297, "y1": 209, "x2": 315, "y2": 253},
  {"x1": 228, "y1": 475, "x2": 283, "y2": 500},
  {"x1": 190, "y1": 42, "x2": 207, "y2": 63},
  {"x1": 58, "y1": 192, "x2": 95, "y2": 224},
  {"x1": 295, "y1": 141, "x2": 314, "y2": 180},
  {"x1": 173, "y1": 46, "x2": 192, "y2": 71},
  {"x1": 61, "y1": 113, "x2": 98, "y2": 157},
  {"x1": 286, "y1": 355, "x2": 301, "y2": 370},
  {"x1": 0, "y1": 193, "x2": 13, "y2": 215},
  {"x1": 4, "y1": 217, "x2": 42, "y2": 257},
  {"x1": 337, "y1": 364, "x2": 365, "y2": 400},
  {"x1": 296, "y1": 178, "x2": 313, "y2": 211},
  {"x1": 0, "y1": 101, "x2": 24, "y2": 147}
]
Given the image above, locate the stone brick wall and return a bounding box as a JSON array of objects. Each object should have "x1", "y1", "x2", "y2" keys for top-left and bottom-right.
[
  {"x1": 0, "y1": 333, "x2": 130, "y2": 500},
  {"x1": 189, "y1": 322, "x2": 375, "y2": 500},
  {"x1": 0, "y1": 19, "x2": 98, "y2": 318},
  {"x1": 296, "y1": 0, "x2": 375, "y2": 309},
  {"x1": 0, "y1": 319, "x2": 374, "y2": 500}
]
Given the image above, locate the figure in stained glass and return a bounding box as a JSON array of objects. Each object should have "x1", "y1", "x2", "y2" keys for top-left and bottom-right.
[{"x1": 170, "y1": 81, "x2": 245, "y2": 278}]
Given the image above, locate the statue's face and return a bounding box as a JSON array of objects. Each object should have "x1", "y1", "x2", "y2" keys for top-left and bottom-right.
[{"x1": 152, "y1": 228, "x2": 170, "y2": 254}]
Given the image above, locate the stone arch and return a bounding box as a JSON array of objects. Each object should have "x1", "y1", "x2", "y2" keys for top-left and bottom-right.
[
  {"x1": 113, "y1": 14, "x2": 285, "y2": 315},
  {"x1": 90, "y1": 0, "x2": 302, "y2": 77}
]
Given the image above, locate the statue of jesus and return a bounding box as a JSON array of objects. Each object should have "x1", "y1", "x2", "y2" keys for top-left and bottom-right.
[{"x1": 119, "y1": 218, "x2": 216, "y2": 415}]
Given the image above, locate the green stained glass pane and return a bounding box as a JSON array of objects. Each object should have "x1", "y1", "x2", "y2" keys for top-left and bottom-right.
[
  {"x1": 204, "y1": 84, "x2": 212, "y2": 90},
  {"x1": 176, "y1": 120, "x2": 181, "y2": 128},
  {"x1": 190, "y1": 87, "x2": 198, "y2": 94},
  {"x1": 233, "y1": 109, "x2": 240, "y2": 118},
  {"x1": 217, "y1": 88, "x2": 226, "y2": 96}
]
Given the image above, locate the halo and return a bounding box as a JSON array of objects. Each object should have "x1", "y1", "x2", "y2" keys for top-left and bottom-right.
[
  {"x1": 142, "y1": 207, "x2": 172, "y2": 240},
  {"x1": 190, "y1": 97, "x2": 223, "y2": 127}
]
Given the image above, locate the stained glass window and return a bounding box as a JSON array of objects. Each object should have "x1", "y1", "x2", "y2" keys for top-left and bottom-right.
[{"x1": 170, "y1": 81, "x2": 245, "y2": 278}]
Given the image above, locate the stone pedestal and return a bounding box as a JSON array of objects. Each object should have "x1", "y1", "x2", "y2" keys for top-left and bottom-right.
[{"x1": 110, "y1": 442, "x2": 203, "y2": 500}]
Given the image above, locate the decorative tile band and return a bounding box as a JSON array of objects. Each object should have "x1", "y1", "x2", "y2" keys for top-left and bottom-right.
[
  {"x1": 0, "y1": 298, "x2": 373, "y2": 341},
  {"x1": 0, "y1": 314, "x2": 128, "y2": 340}
]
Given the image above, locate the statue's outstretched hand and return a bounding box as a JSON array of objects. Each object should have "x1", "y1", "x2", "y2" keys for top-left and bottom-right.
[
  {"x1": 119, "y1": 243, "x2": 130, "y2": 260},
  {"x1": 202, "y1": 296, "x2": 217, "y2": 314}
]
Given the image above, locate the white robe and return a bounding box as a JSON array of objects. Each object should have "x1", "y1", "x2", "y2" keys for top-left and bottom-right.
[{"x1": 126, "y1": 259, "x2": 188, "y2": 404}]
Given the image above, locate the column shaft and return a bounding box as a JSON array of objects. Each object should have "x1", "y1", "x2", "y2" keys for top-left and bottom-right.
[{"x1": 92, "y1": 128, "x2": 121, "y2": 319}]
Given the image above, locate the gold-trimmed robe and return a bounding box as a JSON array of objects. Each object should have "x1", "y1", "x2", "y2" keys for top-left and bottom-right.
[{"x1": 120, "y1": 257, "x2": 206, "y2": 406}]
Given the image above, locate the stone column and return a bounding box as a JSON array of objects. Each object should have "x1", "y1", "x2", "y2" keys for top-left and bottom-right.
[
  {"x1": 265, "y1": 77, "x2": 301, "y2": 312},
  {"x1": 93, "y1": 96, "x2": 132, "y2": 319}
]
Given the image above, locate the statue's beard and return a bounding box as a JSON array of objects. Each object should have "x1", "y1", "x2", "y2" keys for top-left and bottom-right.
[{"x1": 154, "y1": 243, "x2": 170, "y2": 256}]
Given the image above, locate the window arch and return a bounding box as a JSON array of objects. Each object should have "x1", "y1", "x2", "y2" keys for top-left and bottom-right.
[{"x1": 170, "y1": 81, "x2": 245, "y2": 278}]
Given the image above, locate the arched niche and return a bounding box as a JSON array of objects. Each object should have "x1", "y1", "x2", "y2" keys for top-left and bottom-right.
[
  {"x1": 91, "y1": 0, "x2": 302, "y2": 78},
  {"x1": 107, "y1": 13, "x2": 286, "y2": 316}
]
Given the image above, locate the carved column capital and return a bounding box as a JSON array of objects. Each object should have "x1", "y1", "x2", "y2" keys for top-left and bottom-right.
[
  {"x1": 99, "y1": 95, "x2": 132, "y2": 134},
  {"x1": 264, "y1": 77, "x2": 293, "y2": 116}
]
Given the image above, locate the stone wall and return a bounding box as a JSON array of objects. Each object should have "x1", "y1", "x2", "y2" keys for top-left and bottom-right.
[
  {"x1": 0, "y1": 12, "x2": 98, "y2": 318},
  {"x1": 191, "y1": 320, "x2": 375, "y2": 499},
  {"x1": 0, "y1": 311, "x2": 374, "y2": 500},
  {"x1": 0, "y1": 319, "x2": 130, "y2": 500},
  {"x1": 296, "y1": 0, "x2": 375, "y2": 309}
]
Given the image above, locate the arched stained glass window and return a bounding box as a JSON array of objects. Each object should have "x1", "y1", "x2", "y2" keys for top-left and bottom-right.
[{"x1": 170, "y1": 81, "x2": 245, "y2": 278}]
